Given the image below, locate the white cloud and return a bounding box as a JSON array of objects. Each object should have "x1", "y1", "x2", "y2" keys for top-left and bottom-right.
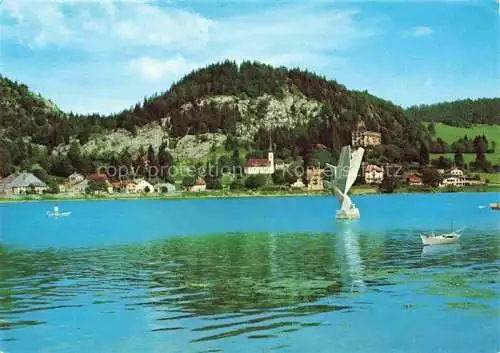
[
  {"x1": 0, "y1": 1, "x2": 380, "y2": 113},
  {"x1": 1, "y1": 0, "x2": 72, "y2": 47},
  {"x1": 404, "y1": 26, "x2": 434, "y2": 37},
  {"x1": 128, "y1": 55, "x2": 196, "y2": 80},
  {"x1": 0, "y1": 0, "x2": 213, "y2": 50}
]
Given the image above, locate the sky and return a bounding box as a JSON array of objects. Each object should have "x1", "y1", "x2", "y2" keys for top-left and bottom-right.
[{"x1": 0, "y1": 0, "x2": 498, "y2": 115}]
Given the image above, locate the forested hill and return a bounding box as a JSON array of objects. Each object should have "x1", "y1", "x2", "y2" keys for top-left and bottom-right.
[
  {"x1": 1, "y1": 61, "x2": 428, "y2": 176},
  {"x1": 0, "y1": 75, "x2": 116, "y2": 146},
  {"x1": 405, "y1": 98, "x2": 500, "y2": 126},
  {"x1": 116, "y1": 61, "x2": 424, "y2": 147}
]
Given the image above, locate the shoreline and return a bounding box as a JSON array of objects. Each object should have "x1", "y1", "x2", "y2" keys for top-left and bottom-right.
[{"x1": 0, "y1": 185, "x2": 498, "y2": 203}]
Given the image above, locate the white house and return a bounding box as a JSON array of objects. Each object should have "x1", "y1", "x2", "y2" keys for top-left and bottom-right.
[
  {"x1": 291, "y1": 179, "x2": 305, "y2": 189},
  {"x1": 59, "y1": 179, "x2": 88, "y2": 194},
  {"x1": 125, "y1": 181, "x2": 137, "y2": 194},
  {"x1": 60, "y1": 173, "x2": 89, "y2": 194},
  {"x1": 134, "y1": 179, "x2": 154, "y2": 193},
  {"x1": 440, "y1": 176, "x2": 466, "y2": 188},
  {"x1": 450, "y1": 168, "x2": 464, "y2": 177},
  {"x1": 154, "y1": 182, "x2": 176, "y2": 194},
  {"x1": 364, "y1": 165, "x2": 384, "y2": 184},
  {"x1": 439, "y1": 168, "x2": 466, "y2": 188},
  {"x1": 69, "y1": 172, "x2": 85, "y2": 185}
]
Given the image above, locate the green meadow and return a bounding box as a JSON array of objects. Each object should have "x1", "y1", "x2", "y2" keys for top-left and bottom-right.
[
  {"x1": 429, "y1": 122, "x2": 500, "y2": 144},
  {"x1": 428, "y1": 122, "x2": 500, "y2": 165}
]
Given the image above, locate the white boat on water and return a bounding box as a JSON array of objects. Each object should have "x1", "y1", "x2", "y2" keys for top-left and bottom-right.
[
  {"x1": 420, "y1": 223, "x2": 465, "y2": 246},
  {"x1": 46, "y1": 205, "x2": 71, "y2": 217},
  {"x1": 420, "y1": 232, "x2": 460, "y2": 245}
]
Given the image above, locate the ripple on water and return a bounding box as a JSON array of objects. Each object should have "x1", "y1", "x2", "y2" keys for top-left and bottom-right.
[{"x1": 0, "y1": 228, "x2": 499, "y2": 351}]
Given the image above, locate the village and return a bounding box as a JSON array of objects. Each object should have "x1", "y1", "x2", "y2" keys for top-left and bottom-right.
[{"x1": 0, "y1": 130, "x2": 489, "y2": 199}]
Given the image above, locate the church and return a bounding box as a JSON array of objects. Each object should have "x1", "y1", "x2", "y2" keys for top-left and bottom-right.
[{"x1": 244, "y1": 138, "x2": 275, "y2": 175}]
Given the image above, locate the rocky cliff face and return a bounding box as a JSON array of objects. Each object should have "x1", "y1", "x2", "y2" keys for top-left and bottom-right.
[{"x1": 76, "y1": 90, "x2": 323, "y2": 161}]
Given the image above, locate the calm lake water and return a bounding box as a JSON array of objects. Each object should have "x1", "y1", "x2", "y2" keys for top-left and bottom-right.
[{"x1": 0, "y1": 193, "x2": 499, "y2": 353}]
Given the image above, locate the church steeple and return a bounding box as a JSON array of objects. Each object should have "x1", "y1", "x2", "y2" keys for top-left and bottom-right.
[{"x1": 267, "y1": 132, "x2": 275, "y2": 173}]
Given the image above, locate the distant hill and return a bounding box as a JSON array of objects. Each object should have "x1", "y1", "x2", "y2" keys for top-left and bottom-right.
[
  {"x1": 1, "y1": 61, "x2": 428, "y2": 177},
  {"x1": 405, "y1": 98, "x2": 500, "y2": 126}
]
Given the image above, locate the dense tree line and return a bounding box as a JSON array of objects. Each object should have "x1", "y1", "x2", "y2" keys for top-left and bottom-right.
[
  {"x1": 8, "y1": 61, "x2": 496, "y2": 180},
  {"x1": 405, "y1": 98, "x2": 500, "y2": 125}
]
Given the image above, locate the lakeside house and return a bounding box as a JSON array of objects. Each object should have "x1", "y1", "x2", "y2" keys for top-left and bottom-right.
[
  {"x1": 59, "y1": 179, "x2": 89, "y2": 194},
  {"x1": 439, "y1": 176, "x2": 466, "y2": 188},
  {"x1": 154, "y1": 182, "x2": 176, "y2": 194},
  {"x1": 306, "y1": 168, "x2": 324, "y2": 191},
  {"x1": 0, "y1": 172, "x2": 48, "y2": 195},
  {"x1": 364, "y1": 165, "x2": 384, "y2": 184},
  {"x1": 59, "y1": 172, "x2": 88, "y2": 194},
  {"x1": 133, "y1": 179, "x2": 155, "y2": 193},
  {"x1": 88, "y1": 173, "x2": 113, "y2": 193},
  {"x1": 0, "y1": 174, "x2": 17, "y2": 196},
  {"x1": 291, "y1": 179, "x2": 305, "y2": 188},
  {"x1": 450, "y1": 168, "x2": 464, "y2": 177},
  {"x1": 190, "y1": 177, "x2": 206, "y2": 192},
  {"x1": 69, "y1": 172, "x2": 85, "y2": 184},
  {"x1": 407, "y1": 173, "x2": 423, "y2": 186},
  {"x1": 125, "y1": 181, "x2": 137, "y2": 194},
  {"x1": 438, "y1": 168, "x2": 479, "y2": 188}
]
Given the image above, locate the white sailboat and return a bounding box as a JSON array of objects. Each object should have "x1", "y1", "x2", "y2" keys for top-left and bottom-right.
[
  {"x1": 420, "y1": 222, "x2": 464, "y2": 246},
  {"x1": 325, "y1": 145, "x2": 365, "y2": 220}
]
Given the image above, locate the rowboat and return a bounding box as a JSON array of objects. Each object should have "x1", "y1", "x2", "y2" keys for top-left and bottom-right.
[
  {"x1": 490, "y1": 203, "x2": 500, "y2": 210},
  {"x1": 47, "y1": 211, "x2": 72, "y2": 217},
  {"x1": 46, "y1": 205, "x2": 71, "y2": 217}
]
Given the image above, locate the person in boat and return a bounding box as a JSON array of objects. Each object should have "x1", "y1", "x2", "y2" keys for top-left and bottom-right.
[{"x1": 54, "y1": 204, "x2": 59, "y2": 214}]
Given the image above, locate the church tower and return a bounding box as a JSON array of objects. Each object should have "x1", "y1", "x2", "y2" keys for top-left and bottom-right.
[{"x1": 267, "y1": 133, "x2": 275, "y2": 173}]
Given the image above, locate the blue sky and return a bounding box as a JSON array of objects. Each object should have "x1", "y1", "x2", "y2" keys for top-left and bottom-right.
[{"x1": 0, "y1": 0, "x2": 498, "y2": 114}]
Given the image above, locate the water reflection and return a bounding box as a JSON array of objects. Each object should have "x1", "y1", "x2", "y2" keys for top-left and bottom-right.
[
  {"x1": 1, "y1": 229, "x2": 499, "y2": 350},
  {"x1": 421, "y1": 243, "x2": 461, "y2": 258},
  {"x1": 336, "y1": 222, "x2": 366, "y2": 292}
]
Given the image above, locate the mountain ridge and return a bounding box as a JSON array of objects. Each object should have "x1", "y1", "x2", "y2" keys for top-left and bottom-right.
[{"x1": 1, "y1": 60, "x2": 497, "y2": 178}]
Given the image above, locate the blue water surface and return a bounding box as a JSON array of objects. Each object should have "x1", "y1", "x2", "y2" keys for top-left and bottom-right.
[{"x1": 0, "y1": 192, "x2": 499, "y2": 353}]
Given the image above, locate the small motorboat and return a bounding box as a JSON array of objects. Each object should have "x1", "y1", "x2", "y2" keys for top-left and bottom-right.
[{"x1": 490, "y1": 203, "x2": 500, "y2": 210}]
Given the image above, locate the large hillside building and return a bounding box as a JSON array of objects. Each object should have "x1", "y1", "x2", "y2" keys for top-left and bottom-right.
[{"x1": 352, "y1": 130, "x2": 382, "y2": 148}]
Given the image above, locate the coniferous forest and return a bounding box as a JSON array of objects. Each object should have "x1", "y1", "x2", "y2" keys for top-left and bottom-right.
[{"x1": 1, "y1": 60, "x2": 498, "y2": 180}]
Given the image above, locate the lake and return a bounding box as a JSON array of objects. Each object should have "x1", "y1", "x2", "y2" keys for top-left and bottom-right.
[{"x1": 1, "y1": 192, "x2": 499, "y2": 353}]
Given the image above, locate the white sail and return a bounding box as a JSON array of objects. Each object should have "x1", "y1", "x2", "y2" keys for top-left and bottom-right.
[{"x1": 325, "y1": 145, "x2": 365, "y2": 219}]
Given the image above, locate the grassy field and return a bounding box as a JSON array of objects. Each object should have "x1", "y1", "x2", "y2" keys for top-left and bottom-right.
[
  {"x1": 429, "y1": 122, "x2": 500, "y2": 145},
  {"x1": 429, "y1": 152, "x2": 500, "y2": 164},
  {"x1": 477, "y1": 172, "x2": 500, "y2": 184},
  {"x1": 427, "y1": 122, "x2": 500, "y2": 164}
]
